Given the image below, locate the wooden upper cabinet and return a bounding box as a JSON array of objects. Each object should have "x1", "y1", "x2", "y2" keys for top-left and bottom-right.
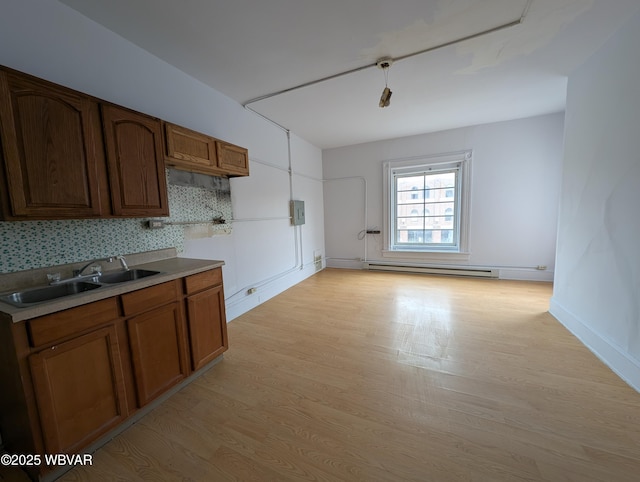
[
  {"x1": 101, "y1": 104, "x2": 169, "y2": 217},
  {"x1": 216, "y1": 140, "x2": 249, "y2": 176},
  {"x1": 163, "y1": 121, "x2": 249, "y2": 177},
  {"x1": 164, "y1": 122, "x2": 219, "y2": 175},
  {"x1": 0, "y1": 69, "x2": 109, "y2": 220},
  {"x1": 0, "y1": 65, "x2": 250, "y2": 221}
]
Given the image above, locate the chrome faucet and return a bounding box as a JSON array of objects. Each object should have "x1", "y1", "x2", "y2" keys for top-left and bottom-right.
[
  {"x1": 73, "y1": 257, "x2": 114, "y2": 277},
  {"x1": 116, "y1": 255, "x2": 129, "y2": 271}
]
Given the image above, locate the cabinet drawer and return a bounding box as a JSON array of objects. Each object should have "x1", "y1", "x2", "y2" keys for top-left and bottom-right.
[
  {"x1": 27, "y1": 298, "x2": 119, "y2": 347},
  {"x1": 121, "y1": 281, "x2": 179, "y2": 316},
  {"x1": 184, "y1": 268, "x2": 222, "y2": 295}
]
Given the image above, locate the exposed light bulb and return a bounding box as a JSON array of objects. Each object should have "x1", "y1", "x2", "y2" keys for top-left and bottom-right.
[
  {"x1": 376, "y1": 58, "x2": 394, "y2": 108},
  {"x1": 379, "y1": 87, "x2": 392, "y2": 108}
]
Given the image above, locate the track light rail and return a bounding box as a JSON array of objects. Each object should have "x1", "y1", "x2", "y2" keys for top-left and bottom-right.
[{"x1": 243, "y1": 0, "x2": 533, "y2": 107}]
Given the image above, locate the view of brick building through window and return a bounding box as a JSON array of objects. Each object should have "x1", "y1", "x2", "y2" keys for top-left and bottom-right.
[{"x1": 395, "y1": 171, "x2": 456, "y2": 246}]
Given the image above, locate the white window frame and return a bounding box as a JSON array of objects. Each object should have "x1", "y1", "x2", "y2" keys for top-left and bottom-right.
[{"x1": 382, "y1": 150, "x2": 472, "y2": 262}]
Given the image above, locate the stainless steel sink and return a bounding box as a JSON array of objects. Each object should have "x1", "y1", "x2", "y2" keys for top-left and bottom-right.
[
  {"x1": 0, "y1": 281, "x2": 101, "y2": 307},
  {"x1": 96, "y1": 269, "x2": 161, "y2": 284},
  {"x1": 0, "y1": 269, "x2": 164, "y2": 308}
]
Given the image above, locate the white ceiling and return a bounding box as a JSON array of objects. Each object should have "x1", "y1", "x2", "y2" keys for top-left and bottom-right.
[{"x1": 59, "y1": 0, "x2": 640, "y2": 149}]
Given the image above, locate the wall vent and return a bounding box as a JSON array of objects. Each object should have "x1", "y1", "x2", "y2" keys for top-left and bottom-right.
[{"x1": 364, "y1": 262, "x2": 498, "y2": 279}]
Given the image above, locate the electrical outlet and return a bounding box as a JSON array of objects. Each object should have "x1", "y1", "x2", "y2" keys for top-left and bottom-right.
[
  {"x1": 247, "y1": 287, "x2": 257, "y2": 294},
  {"x1": 313, "y1": 250, "x2": 322, "y2": 272},
  {"x1": 536, "y1": 265, "x2": 547, "y2": 270},
  {"x1": 145, "y1": 219, "x2": 164, "y2": 229}
]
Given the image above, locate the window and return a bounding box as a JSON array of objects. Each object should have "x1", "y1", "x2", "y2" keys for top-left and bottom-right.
[{"x1": 383, "y1": 151, "x2": 471, "y2": 257}]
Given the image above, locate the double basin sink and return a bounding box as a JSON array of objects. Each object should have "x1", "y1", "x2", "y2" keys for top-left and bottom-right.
[{"x1": 0, "y1": 269, "x2": 162, "y2": 308}]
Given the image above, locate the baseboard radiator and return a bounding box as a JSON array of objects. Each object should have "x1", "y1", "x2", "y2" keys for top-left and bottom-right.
[{"x1": 364, "y1": 262, "x2": 498, "y2": 279}]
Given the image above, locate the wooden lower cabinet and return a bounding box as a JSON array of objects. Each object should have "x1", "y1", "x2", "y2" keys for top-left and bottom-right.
[
  {"x1": 127, "y1": 301, "x2": 189, "y2": 407},
  {"x1": 186, "y1": 285, "x2": 228, "y2": 371},
  {"x1": 0, "y1": 267, "x2": 227, "y2": 480},
  {"x1": 28, "y1": 325, "x2": 127, "y2": 455},
  {"x1": 185, "y1": 268, "x2": 228, "y2": 371}
]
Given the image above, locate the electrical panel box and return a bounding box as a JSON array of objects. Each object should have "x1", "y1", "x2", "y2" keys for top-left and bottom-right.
[{"x1": 290, "y1": 200, "x2": 305, "y2": 226}]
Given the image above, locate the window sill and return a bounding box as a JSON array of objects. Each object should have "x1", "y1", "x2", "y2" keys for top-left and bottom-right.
[{"x1": 382, "y1": 250, "x2": 471, "y2": 263}]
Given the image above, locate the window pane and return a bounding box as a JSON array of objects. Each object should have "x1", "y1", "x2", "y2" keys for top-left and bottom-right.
[
  {"x1": 396, "y1": 198, "x2": 424, "y2": 209},
  {"x1": 397, "y1": 205, "x2": 424, "y2": 217},
  {"x1": 427, "y1": 172, "x2": 455, "y2": 187},
  {"x1": 444, "y1": 207, "x2": 454, "y2": 222},
  {"x1": 439, "y1": 201, "x2": 455, "y2": 212},
  {"x1": 429, "y1": 216, "x2": 451, "y2": 226},
  {"x1": 434, "y1": 230, "x2": 454, "y2": 243},
  {"x1": 397, "y1": 217, "x2": 423, "y2": 230},
  {"x1": 397, "y1": 230, "x2": 426, "y2": 243},
  {"x1": 423, "y1": 202, "x2": 439, "y2": 213},
  {"x1": 397, "y1": 176, "x2": 424, "y2": 193},
  {"x1": 392, "y1": 165, "x2": 462, "y2": 250}
]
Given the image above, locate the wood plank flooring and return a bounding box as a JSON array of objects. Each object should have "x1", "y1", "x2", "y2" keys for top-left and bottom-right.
[{"x1": 59, "y1": 269, "x2": 640, "y2": 481}]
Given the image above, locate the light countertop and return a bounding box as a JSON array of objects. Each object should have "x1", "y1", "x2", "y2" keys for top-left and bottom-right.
[{"x1": 0, "y1": 256, "x2": 224, "y2": 323}]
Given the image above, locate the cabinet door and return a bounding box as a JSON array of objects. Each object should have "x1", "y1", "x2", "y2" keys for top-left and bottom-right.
[
  {"x1": 216, "y1": 140, "x2": 249, "y2": 176},
  {"x1": 0, "y1": 70, "x2": 108, "y2": 219},
  {"x1": 186, "y1": 285, "x2": 228, "y2": 371},
  {"x1": 101, "y1": 104, "x2": 169, "y2": 216},
  {"x1": 164, "y1": 122, "x2": 220, "y2": 175},
  {"x1": 127, "y1": 302, "x2": 189, "y2": 406},
  {"x1": 29, "y1": 326, "x2": 127, "y2": 455}
]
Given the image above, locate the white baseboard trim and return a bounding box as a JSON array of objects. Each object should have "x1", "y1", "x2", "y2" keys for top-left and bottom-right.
[
  {"x1": 327, "y1": 259, "x2": 553, "y2": 282},
  {"x1": 549, "y1": 297, "x2": 640, "y2": 393},
  {"x1": 498, "y1": 268, "x2": 554, "y2": 282},
  {"x1": 325, "y1": 258, "x2": 364, "y2": 270}
]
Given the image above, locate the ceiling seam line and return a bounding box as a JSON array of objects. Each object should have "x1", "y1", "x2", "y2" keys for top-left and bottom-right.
[{"x1": 242, "y1": 1, "x2": 533, "y2": 108}]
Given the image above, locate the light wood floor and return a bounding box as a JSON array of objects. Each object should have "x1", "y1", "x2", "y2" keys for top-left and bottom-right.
[{"x1": 59, "y1": 269, "x2": 640, "y2": 481}]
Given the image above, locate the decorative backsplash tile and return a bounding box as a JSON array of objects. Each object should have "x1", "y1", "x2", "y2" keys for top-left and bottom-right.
[
  {"x1": 0, "y1": 218, "x2": 183, "y2": 273},
  {"x1": 0, "y1": 171, "x2": 232, "y2": 273},
  {"x1": 167, "y1": 184, "x2": 232, "y2": 228}
]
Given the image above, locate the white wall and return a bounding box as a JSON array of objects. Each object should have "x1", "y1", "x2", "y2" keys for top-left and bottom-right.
[
  {"x1": 323, "y1": 113, "x2": 564, "y2": 281},
  {"x1": 550, "y1": 9, "x2": 640, "y2": 391},
  {"x1": 0, "y1": 0, "x2": 325, "y2": 320}
]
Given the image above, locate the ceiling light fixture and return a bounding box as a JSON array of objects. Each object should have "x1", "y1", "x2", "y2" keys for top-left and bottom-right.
[{"x1": 377, "y1": 58, "x2": 393, "y2": 108}]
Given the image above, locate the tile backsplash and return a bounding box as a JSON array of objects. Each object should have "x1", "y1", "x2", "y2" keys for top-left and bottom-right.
[{"x1": 0, "y1": 172, "x2": 232, "y2": 273}]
